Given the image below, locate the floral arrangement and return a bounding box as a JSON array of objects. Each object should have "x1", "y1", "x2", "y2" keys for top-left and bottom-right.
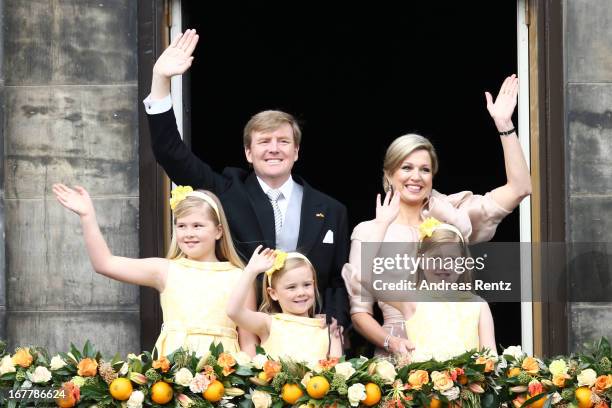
[{"x1": 1, "y1": 338, "x2": 612, "y2": 408}]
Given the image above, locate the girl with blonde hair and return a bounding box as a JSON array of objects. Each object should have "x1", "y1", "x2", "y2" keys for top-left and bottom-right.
[{"x1": 53, "y1": 183, "x2": 257, "y2": 356}]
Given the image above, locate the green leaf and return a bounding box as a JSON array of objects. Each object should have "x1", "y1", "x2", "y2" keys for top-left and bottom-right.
[
  {"x1": 235, "y1": 366, "x2": 255, "y2": 377},
  {"x1": 255, "y1": 346, "x2": 266, "y2": 355},
  {"x1": 69, "y1": 344, "x2": 82, "y2": 361},
  {"x1": 272, "y1": 400, "x2": 284, "y2": 408},
  {"x1": 83, "y1": 340, "x2": 94, "y2": 358},
  {"x1": 481, "y1": 392, "x2": 499, "y2": 408},
  {"x1": 239, "y1": 396, "x2": 255, "y2": 408}
]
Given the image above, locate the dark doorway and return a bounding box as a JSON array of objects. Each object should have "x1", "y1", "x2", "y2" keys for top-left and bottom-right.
[{"x1": 183, "y1": 2, "x2": 522, "y2": 348}]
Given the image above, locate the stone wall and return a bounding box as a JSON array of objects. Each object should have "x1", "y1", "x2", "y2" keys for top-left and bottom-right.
[
  {"x1": 566, "y1": 0, "x2": 612, "y2": 350},
  {"x1": 2, "y1": 0, "x2": 140, "y2": 356}
]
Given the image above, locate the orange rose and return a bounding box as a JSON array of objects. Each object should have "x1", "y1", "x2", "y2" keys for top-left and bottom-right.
[
  {"x1": 475, "y1": 356, "x2": 495, "y2": 373},
  {"x1": 263, "y1": 360, "x2": 281, "y2": 380},
  {"x1": 431, "y1": 371, "x2": 454, "y2": 392},
  {"x1": 12, "y1": 348, "x2": 33, "y2": 368},
  {"x1": 77, "y1": 358, "x2": 98, "y2": 377},
  {"x1": 218, "y1": 353, "x2": 236, "y2": 376},
  {"x1": 594, "y1": 375, "x2": 612, "y2": 393},
  {"x1": 521, "y1": 357, "x2": 539, "y2": 375},
  {"x1": 408, "y1": 370, "x2": 430, "y2": 390},
  {"x1": 56, "y1": 381, "x2": 80, "y2": 408},
  {"x1": 318, "y1": 357, "x2": 340, "y2": 371},
  {"x1": 152, "y1": 356, "x2": 170, "y2": 373},
  {"x1": 552, "y1": 375, "x2": 567, "y2": 388}
]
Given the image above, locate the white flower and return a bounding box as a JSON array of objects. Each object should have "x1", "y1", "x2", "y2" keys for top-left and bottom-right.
[
  {"x1": 126, "y1": 390, "x2": 144, "y2": 408},
  {"x1": 127, "y1": 353, "x2": 142, "y2": 361},
  {"x1": 577, "y1": 368, "x2": 598, "y2": 387},
  {"x1": 252, "y1": 354, "x2": 268, "y2": 370},
  {"x1": 551, "y1": 392, "x2": 562, "y2": 405},
  {"x1": 347, "y1": 383, "x2": 366, "y2": 406},
  {"x1": 375, "y1": 360, "x2": 397, "y2": 384},
  {"x1": 175, "y1": 367, "x2": 194, "y2": 387},
  {"x1": 335, "y1": 362, "x2": 356, "y2": 379},
  {"x1": 441, "y1": 386, "x2": 461, "y2": 401},
  {"x1": 50, "y1": 355, "x2": 67, "y2": 371},
  {"x1": 548, "y1": 359, "x2": 569, "y2": 377},
  {"x1": 251, "y1": 390, "x2": 272, "y2": 408},
  {"x1": 190, "y1": 372, "x2": 212, "y2": 393},
  {"x1": 28, "y1": 366, "x2": 52, "y2": 384},
  {"x1": 502, "y1": 346, "x2": 524, "y2": 361},
  {"x1": 301, "y1": 372, "x2": 313, "y2": 388},
  {"x1": 71, "y1": 376, "x2": 86, "y2": 387},
  {"x1": 231, "y1": 351, "x2": 252, "y2": 367},
  {"x1": 0, "y1": 355, "x2": 16, "y2": 375},
  {"x1": 119, "y1": 362, "x2": 128, "y2": 375}
]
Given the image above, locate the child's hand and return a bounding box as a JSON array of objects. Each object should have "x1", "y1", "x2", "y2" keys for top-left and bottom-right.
[
  {"x1": 328, "y1": 317, "x2": 343, "y2": 339},
  {"x1": 53, "y1": 184, "x2": 95, "y2": 217},
  {"x1": 245, "y1": 246, "x2": 276, "y2": 275}
]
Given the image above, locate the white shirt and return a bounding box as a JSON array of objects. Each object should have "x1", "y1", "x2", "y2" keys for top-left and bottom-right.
[
  {"x1": 143, "y1": 94, "x2": 173, "y2": 114},
  {"x1": 256, "y1": 176, "x2": 295, "y2": 225}
]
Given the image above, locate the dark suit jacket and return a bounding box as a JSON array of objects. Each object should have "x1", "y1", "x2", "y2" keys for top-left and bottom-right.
[{"x1": 147, "y1": 108, "x2": 350, "y2": 326}]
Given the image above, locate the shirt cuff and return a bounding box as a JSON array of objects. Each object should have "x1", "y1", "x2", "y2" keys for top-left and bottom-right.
[{"x1": 143, "y1": 93, "x2": 173, "y2": 115}]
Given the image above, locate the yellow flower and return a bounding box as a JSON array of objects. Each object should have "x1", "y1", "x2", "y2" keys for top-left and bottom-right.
[
  {"x1": 407, "y1": 370, "x2": 429, "y2": 390},
  {"x1": 549, "y1": 359, "x2": 568, "y2": 377},
  {"x1": 265, "y1": 250, "x2": 288, "y2": 283},
  {"x1": 521, "y1": 357, "x2": 539, "y2": 375},
  {"x1": 418, "y1": 217, "x2": 442, "y2": 240},
  {"x1": 77, "y1": 358, "x2": 98, "y2": 377},
  {"x1": 170, "y1": 185, "x2": 194, "y2": 210},
  {"x1": 12, "y1": 348, "x2": 33, "y2": 368}
]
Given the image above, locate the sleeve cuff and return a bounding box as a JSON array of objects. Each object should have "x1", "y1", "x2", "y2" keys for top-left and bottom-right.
[{"x1": 143, "y1": 93, "x2": 173, "y2": 115}]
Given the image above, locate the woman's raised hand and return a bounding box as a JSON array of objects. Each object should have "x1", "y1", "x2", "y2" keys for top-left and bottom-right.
[
  {"x1": 153, "y1": 29, "x2": 199, "y2": 78},
  {"x1": 485, "y1": 74, "x2": 518, "y2": 130},
  {"x1": 375, "y1": 191, "x2": 400, "y2": 227},
  {"x1": 53, "y1": 184, "x2": 95, "y2": 217},
  {"x1": 245, "y1": 246, "x2": 276, "y2": 275}
]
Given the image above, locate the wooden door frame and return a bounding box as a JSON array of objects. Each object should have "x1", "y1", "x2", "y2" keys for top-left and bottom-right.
[{"x1": 137, "y1": 0, "x2": 568, "y2": 356}]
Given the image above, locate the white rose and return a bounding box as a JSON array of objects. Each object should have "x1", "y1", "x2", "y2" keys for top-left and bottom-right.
[
  {"x1": 502, "y1": 346, "x2": 524, "y2": 361},
  {"x1": 252, "y1": 354, "x2": 268, "y2": 370},
  {"x1": 126, "y1": 390, "x2": 144, "y2": 408},
  {"x1": 0, "y1": 355, "x2": 16, "y2": 375},
  {"x1": 127, "y1": 353, "x2": 142, "y2": 361},
  {"x1": 301, "y1": 372, "x2": 313, "y2": 388},
  {"x1": 334, "y1": 362, "x2": 356, "y2": 379},
  {"x1": 441, "y1": 386, "x2": 461, "y2": 401},
  {"x1": 119, "y1": 362, "x2": 128, "y2": 375},
  {"x1": 29, "y1": 366, "x2": 52, "y2": 384},
  {"x1": 232, "y1": 351, "x2": 252, "y2": 367},
  {"x1": 577, "y1": 368, "x2": 598, "y2": 387},
  {"x1": 50, "y1": 355, "x2": 67, "y2": 371},
  {"x1": 548, "y1": 359, "x2": 569, "y2": 377},
  {"x1": 174, "y1": 367, "x2": 194, "y2": 387},
  {"x1": 347, "y1": 383, "x2": 366, "y2": 407},
  {"x1": 251, "y1": 390, "x2": 272, "y2": 408},
  {"x1": 375, "y1": 360, "x2": 397, "y2": 384}
]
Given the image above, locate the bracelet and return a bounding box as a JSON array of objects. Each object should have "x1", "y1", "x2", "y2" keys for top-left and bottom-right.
[
  {"x1": 383, "y1": 334, "x2": 392, "y2": 352},
  {"x1": 499, "y1": 128, "x2": 517, "y2": 136}
]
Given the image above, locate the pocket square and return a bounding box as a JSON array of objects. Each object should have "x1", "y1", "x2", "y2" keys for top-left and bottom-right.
[{"x1": 322, "y1": 230, "x2": 334, "y2": 244}]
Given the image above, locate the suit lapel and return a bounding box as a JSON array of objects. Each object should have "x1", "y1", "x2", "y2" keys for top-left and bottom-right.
[
  {"x1": 245, "y1": 173, "x2": 276, "y2": 248},
  {"x1": 297, "y1": 178, "x2": 327, "y2": 255}
]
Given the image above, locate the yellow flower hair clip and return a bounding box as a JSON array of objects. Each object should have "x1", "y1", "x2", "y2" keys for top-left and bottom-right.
[
  {"x1": 418, "y1": 217, "x2": 442, "y2": 241},
  {"x1": 265, "y1": 250, "x2": 288, "y2": 285},
  {"x1": 170, "y1": 185, "x2": 194, "y2": 210}
]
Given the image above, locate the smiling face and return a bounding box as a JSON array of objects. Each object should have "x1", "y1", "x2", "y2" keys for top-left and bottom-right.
[
  {"x1": 421, "y1": 244, "x2": 464, "y2": 284},
  {"x1": 267, "y1": 264, "x2": 316, "y2": 317},
  {"x1": 245, "y1": 123, "x2": 299, "y2": 188},
  {"x1": 174, "y1": 206, "x2": 222, "y2": 262},
  {"x1": 387, "y1": 149, "x2": 433, "y2": 206}
]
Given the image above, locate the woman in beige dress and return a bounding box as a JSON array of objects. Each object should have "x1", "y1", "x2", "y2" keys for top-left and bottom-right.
[{"x1": 342, "y1": 74, "x2": 531, "y2": 356}]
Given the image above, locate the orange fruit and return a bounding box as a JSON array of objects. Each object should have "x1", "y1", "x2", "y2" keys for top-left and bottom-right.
[
  {"x1": 282, "y1": 383, "x2": 304, "y2": 405},
  {"x1": 56, "y1": 383, "x2": 79, "y2": 408},
  {"x1": 258, "y1": 371, "x2": 270, "y2": 382},
  {"x1": 306, "y1": 376, "x2": 330, "y2": 399},
  {"x1": 575, "y1": 386, "x2": 593, "y2": 408},
  {"x1": 362, "y1": 383, "x2": 382, "y2": 407},
  {"x1": 109, "y1": 377, "x2": 133, "y2": 401},
  {"x1": 458, "y1": 374, "x2": 469, "y2": 385},
  {"x1": 528, "y1": 393, "x2": 547, "y2": 408},
  {"x1": 56, "y1": 395, "x2": 77, "y2": 408},
  {"x1": 151, "y1": 381, "x2": 174, "y2": 405},
  {"x1": 429, "y1": 397, "x2": 442, "y2": 408},
  {"x1": 508, "y1": 368, "x2": 522, "y2": 377},
  {"x1": 204, "y1": 380, "x2": 225, "y2": 402}
]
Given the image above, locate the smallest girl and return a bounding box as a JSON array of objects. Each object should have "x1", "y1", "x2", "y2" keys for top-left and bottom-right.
[{"x1": 227, "y1": 248, "x2": 342, "y2": 364}]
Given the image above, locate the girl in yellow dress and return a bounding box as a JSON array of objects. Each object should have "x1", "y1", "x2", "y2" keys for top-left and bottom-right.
[
  {"x1": 376, "y1": 207, "x2": 496, "y2": 362},
  {"x1": 227, "y1": 248, "x2": 342, "y2": 364},
  {"x1": 53, "y1": 184, "x2": 257, "y2": 357}
]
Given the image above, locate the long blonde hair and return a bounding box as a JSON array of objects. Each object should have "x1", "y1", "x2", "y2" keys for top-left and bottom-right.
[
  {"x1": 166, "y1": 190, "x2": 245, "y2": 268},
  {"x1": 259, "y1": 257, "x2": 321, "y2": 317}
]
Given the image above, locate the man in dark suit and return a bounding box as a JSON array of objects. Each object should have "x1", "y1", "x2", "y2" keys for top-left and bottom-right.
[{"x1": 143, "y1": 29, "x2": 349, "y2": 329}]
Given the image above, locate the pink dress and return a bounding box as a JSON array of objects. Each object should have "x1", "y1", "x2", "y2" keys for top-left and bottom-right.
[{"x1": 341, "y1": 189, "x2": 511, "y2": 356}]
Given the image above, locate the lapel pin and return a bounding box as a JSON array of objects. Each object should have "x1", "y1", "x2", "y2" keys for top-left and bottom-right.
[{"x1": 316, "y1": 213, "x2": 325, "y2": 218}]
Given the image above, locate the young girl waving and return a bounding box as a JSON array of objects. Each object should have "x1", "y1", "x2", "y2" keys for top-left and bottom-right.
[
  {"x1": 226, "y1": 248, "x2": 342, "y2": 364},
  {"x1": 53, "y1": 184, "x2": 256, "y2": 357}
]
